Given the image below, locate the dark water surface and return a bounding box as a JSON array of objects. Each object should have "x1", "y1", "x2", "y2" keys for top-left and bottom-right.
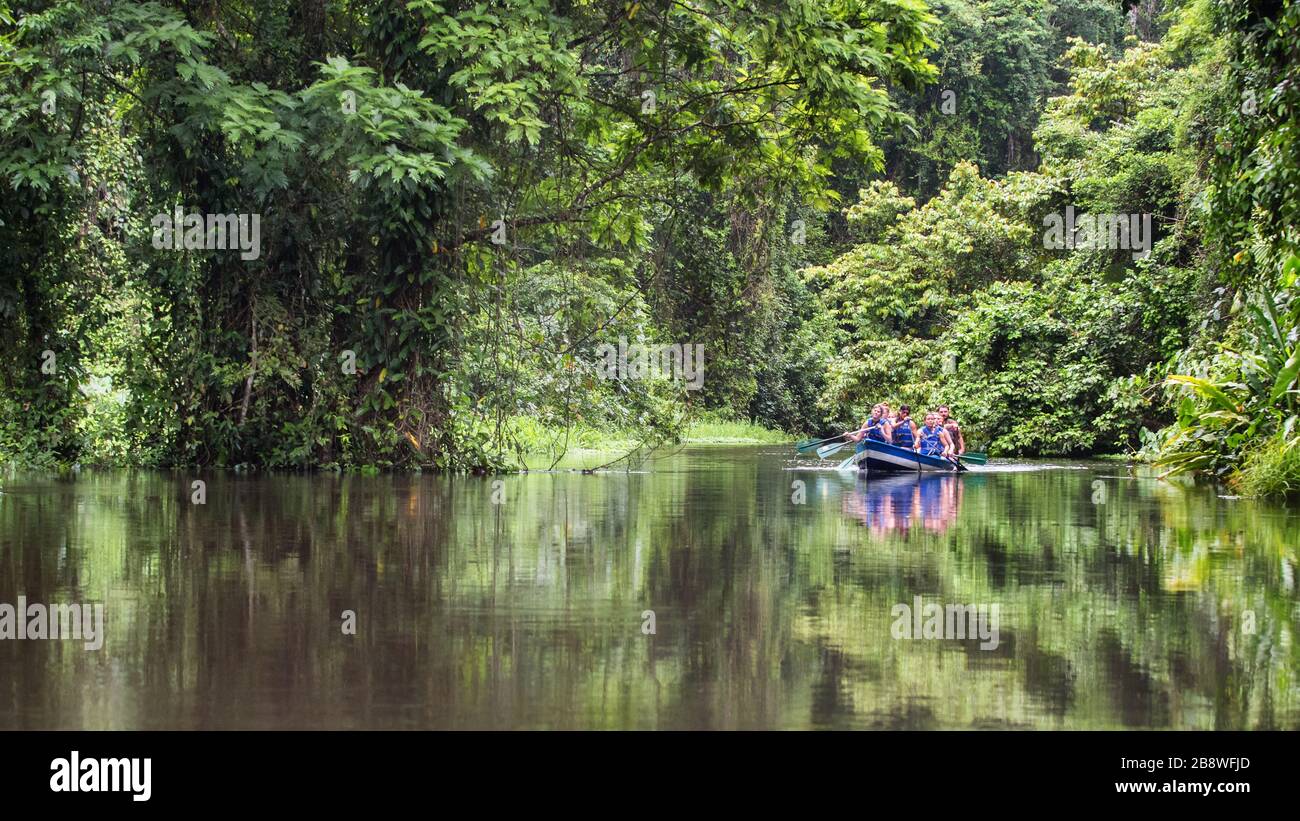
[{"x1": 1, "y1": 446, "x2": 1297, "y2": 729}]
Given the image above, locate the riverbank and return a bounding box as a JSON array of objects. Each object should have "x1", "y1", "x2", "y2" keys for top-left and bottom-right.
[
  {"x1": 519, "y1": 418, "x2": 790, "y2": 471},
  {"x1": 0, "y1": 413, "x2": 791, "y2": 475}
]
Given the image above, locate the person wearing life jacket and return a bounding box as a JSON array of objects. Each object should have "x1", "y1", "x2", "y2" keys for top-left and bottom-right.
[
  {"x1": 892, "y1": 404, "x2": 917, "y2": 450},
  {"x1": 844, "y1": 403, "x2": 893, "y2": 456},
  {"x1": 915, "y1": 411, "x2": 954, "y2": 458},
  {"x1": 937, "y1": 405, "x2": 965, "y2": 455}
]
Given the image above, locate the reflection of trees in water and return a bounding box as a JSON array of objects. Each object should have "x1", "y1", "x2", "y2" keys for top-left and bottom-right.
[
  {"x1": 813, "y1": 468, "x2": 1299, "y2": 729},
  {"x1": 0, "y1": 457, "x2": 1296, "y2": 729}
]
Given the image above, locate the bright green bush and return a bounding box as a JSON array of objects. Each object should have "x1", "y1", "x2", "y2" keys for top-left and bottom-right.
[
  {"x1": 1234, "y1": 435, "x2": 1300, "y2": 498},
  {"x1": 1157, "y1": 281, "x2": 1300, "y2": 490}
]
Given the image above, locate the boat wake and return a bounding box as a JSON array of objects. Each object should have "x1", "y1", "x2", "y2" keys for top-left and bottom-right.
[{"x1": 969, "y1": 463, "x2": 1088, "y2": 472}]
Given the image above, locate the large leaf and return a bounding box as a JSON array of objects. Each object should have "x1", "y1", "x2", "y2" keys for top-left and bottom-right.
[
  {"x1": 1269, "y1": 344, "x2": 1300, "y2": 405},
  {"x1": 1165, "y1": 374, "x2": 1240, "y2": 414}
]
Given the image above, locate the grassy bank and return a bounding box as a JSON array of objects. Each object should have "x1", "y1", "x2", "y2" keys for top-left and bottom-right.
[
  {"x1": 1233, "y1": 436, "x2": 1300, "y2": 499},
  {"x1": 682, "y1": 420, "x2": 790, "y2": 445},
  {"x1": 517, "y1": 416, "x2": 789, "y2": 471}
]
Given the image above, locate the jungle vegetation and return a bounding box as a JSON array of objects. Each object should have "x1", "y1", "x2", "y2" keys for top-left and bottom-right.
[{"x1": 0, "y1": 0, "x2": 1296, "y2": 494}]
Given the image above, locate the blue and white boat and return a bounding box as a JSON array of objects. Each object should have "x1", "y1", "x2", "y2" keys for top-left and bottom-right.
[{"x1": 836, "y1": 439, "x2": 964, "y2": 473}]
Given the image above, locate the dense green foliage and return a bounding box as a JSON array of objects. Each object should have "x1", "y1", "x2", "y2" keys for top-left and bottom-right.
[
  {"x1": 1, "y1": 0, "x2": 935, "y2": 469},
  {"x1": 809, "y1": 9, "x2": 1212, "y2": 456},
  {"x1": 805, "y1": 0, "x2": 1299, "y2": 496},
  {"x1": 1157, "y1": 286, "x2": 1299, "y2": 481},
  {"x1": 1, "y1": 0, "x2": 1297, "y2": 494},
  {"x1": 1153, "y1": 0, "x2": 1300, "y2": 493}
]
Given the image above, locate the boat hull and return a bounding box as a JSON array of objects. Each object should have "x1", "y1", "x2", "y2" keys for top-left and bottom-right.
[{"x1": 837, "y1": 440, "x2": 960, "y2": 473}]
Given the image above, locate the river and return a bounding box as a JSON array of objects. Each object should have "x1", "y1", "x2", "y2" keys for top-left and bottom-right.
[{"x1": 0, "y1": 446, "x2": 1296, "y2": 729}]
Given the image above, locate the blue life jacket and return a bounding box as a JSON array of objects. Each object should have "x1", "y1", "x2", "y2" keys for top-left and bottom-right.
[
  {"x1": 918, "y1": 424, "x2": 944, "y2": 456},
  {"x1": 865, "y1": 416, "x2": 888, "y2": 442},
  {"x1": 893, "y1": 417, "x2": 915, "y2": 448}
]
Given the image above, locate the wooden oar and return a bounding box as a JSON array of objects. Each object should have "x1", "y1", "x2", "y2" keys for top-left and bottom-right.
[{"x1": 796, "y1": 434, "x2": 848, "y2": 454}]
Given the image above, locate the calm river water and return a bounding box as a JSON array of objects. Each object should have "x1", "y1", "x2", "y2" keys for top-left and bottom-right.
[{"x1": 0, "y1": 446, "x2": 1296, "y2": 729}]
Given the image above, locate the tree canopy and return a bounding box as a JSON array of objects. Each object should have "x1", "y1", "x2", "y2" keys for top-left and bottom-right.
[{"x1": 1, "y1": 0, "x2": 1297, "y2": 493}]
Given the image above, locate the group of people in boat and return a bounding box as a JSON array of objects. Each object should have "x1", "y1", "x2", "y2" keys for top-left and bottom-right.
[{"x1": 843, "y1": 403, "x2": 966, "y2": 460}]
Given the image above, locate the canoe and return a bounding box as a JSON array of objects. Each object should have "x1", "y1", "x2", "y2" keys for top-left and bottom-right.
[{"x1": 834, "y1": 439, "x2": 964, "y2": 473}]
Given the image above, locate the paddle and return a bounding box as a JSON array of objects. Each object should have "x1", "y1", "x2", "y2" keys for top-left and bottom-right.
[
  {"x1": 816, "y1": 440, "x2": 850, "y2": 459},
  {"x1": 957, "y1": 452, "x2": 987, "y2": 465},
  {"x1": 795, "y1": 433, "x2": 848, "y2": 454}
]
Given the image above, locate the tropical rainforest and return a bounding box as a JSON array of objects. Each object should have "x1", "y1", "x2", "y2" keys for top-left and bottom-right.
[{"x1": 0, "y1": 0, "x2": 1296, "y2": 494}]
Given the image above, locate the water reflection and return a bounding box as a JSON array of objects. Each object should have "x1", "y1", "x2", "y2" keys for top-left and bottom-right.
[
  {"x1": 842, "y1": 473, "x2": 964, "y2": 535},
  {"x1": 0, "y1": 450, "x2": 1296, "y2": 729}
]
